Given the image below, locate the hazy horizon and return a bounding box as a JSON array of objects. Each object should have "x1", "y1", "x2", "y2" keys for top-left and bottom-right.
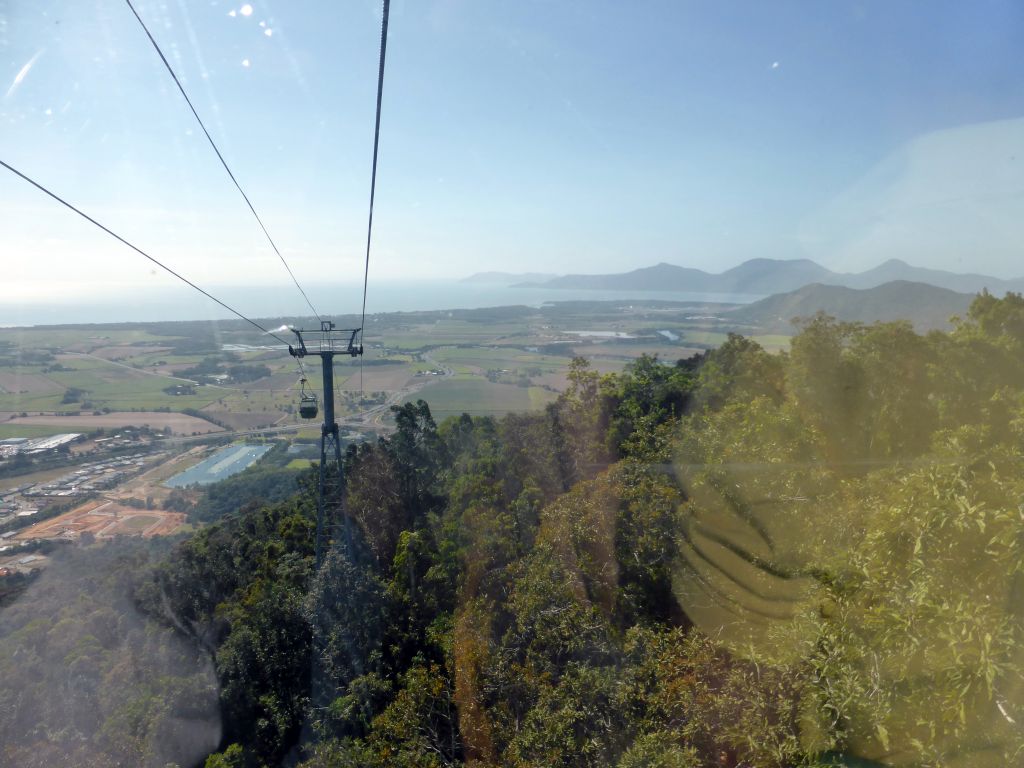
[
  {"x1": 4, "y1": 1, "x2": 1024, "y2": 317},
  {"x1": 6, "y1": 249, "x2": 1024, "y2": 327},
  {"x1": 1, "y1": 278, "x2": 765, "y2": 328}
]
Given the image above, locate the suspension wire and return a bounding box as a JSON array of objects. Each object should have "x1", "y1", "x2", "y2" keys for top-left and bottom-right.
[
  {"x1": 124, "y1": 0, "x2": 322, "y2": 323},
  {"x1": 295, "y1": 355, "x2": 314, "y2": 396},
  {"x1": 0, "y1": 158, "x2": 292, "y2": 347},
  {"x1": 359, "y1": 0, "x2": 391, "y2": 393}
]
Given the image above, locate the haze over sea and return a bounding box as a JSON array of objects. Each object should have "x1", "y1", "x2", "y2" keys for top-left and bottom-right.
[{"x1": 3, "y1": 282, "x2": 760, "y2": 327}]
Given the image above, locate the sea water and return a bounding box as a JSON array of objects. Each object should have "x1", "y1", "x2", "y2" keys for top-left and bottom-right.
[{"x1": 3, "y1": 281, "x2": 761, "y2": 327}]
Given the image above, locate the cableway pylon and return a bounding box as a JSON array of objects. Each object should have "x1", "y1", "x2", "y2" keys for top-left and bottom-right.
[{"x1": 288, "y1": 321, "x2": 363, "y2": 567}]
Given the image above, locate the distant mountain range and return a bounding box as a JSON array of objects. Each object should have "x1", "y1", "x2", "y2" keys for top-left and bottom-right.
[
  {"x1": 729, "y1": 281, "x2": 974, "y2": 333},
  {"x1": 461, "y1": 271, "x2": 560, "y2": 285},
  {"x1": 509, "y1": 258, "x2": 1024, "y2": 295}
]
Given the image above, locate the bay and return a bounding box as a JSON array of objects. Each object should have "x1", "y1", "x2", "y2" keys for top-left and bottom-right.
[{"x1": 2, "y1": 280, "x2": 761, "y2": 327}]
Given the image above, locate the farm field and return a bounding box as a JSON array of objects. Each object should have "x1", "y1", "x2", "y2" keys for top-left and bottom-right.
[
  {"x1": 6, "y1": 411, "x2": 223, "y2": 434},
  {"x1": 338, "y1": 363, "x2": 415, "y2": 392},
  {"x1": 0, "y1": 423, "x2": 78, "y2": 440},
  {"x1": 407, "y1": 379, "x2": 556, "y2": 418},
  {"x1": 749, "y1": 334, "x2": 792, "y2": 351},
  {"x1": 0, "y1": 371, "x2": 63, "y2": 395},
  {"x1": 0, "y1": 298, "x2": 776, "y2": 435}
]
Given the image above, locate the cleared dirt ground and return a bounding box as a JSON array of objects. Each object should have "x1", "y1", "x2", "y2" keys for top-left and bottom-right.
[{"x1": 15, "y1": 499, "x2": 187, "y2": 540}]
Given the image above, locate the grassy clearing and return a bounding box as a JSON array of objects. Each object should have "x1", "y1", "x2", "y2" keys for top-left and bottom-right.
[{"x1": 286, "y1": 458, "x2": 313, "y2": 469}]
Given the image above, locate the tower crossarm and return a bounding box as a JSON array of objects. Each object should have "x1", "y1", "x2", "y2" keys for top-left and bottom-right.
[{"x1": 287, "y1": 321, "x2": 363, "y2": 358}]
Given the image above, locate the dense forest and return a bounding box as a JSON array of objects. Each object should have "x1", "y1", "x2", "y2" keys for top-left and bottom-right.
[{"x1": 4, "y1": 292, "x2": 1024, "y2": 767}]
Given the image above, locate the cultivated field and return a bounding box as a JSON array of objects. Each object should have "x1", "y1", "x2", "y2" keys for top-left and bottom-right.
[
  {"x1": 7, "y1": 411, "x2": 223, "y2": 434},
  {"x1": 338, "y1": 364, "x2": 416, "y2": 392},
  {"x1": 407, "y1": 379, "x2": 556, "y2": 418},
  {"x1": 0, "y1": 298, "x2": 767, "y2": 436},
  {"x1": 0, "y1": 371, "x2": 62, "y2": 395}
]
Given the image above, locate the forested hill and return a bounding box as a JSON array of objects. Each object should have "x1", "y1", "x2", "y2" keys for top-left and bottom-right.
[
  {"x1": 727, "y1": 279, "x2": 973, "y2": 332},
  {"x1": 5, "y1": 292, "x2": 1024, "y2": 767},
  {"x1": 525, "y1": 258, "x2": 835, "y2": 293},
  {"x1": 520, "y1": 257, "x2": 1024, "y2": 295}
]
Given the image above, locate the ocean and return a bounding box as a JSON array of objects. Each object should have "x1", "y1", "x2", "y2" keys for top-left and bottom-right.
[{"x1": 2, "y1": 281, "x2": 761, "y2": 327}]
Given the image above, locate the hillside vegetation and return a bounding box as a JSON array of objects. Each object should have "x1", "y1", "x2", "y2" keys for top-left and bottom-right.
[
  {"x1": 526, "y1": 257, "x2": 1024, "y2": 295},
  {"x1": 4, "y1": 292, "x2": 1024, "y2": 767},
  {"x1": 728, "y1": 280, "x2": 973, "y2": 332}
]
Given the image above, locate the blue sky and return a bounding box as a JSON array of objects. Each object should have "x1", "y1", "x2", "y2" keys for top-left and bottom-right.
[{"x1": 2, "y1": 0, "x2": 1024, "y2": 312}]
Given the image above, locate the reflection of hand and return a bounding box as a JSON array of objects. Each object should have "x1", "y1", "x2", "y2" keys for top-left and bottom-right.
[
  {"x1": 672, "y1": 450, "x2": 1024, "y2": 767},
  {"x1": 672, "y1": 470, "x2": 822, "y2": 665}
]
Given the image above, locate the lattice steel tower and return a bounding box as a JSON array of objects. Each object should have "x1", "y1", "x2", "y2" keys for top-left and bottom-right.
[{"x1": 288, "y1": 321, "x2": 363, "y2": 567}]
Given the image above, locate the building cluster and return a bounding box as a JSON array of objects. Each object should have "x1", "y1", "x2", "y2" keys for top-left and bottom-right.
[
  {"x1": 0, "y1": 544, "x2": 46, "y2": 576},
  {"x1": 22, "y1": 454, "x2": 150, "y2": 499},
  {"x1": 0, "y1": 486, "x2": 38, "y2": 528},
  {"x1": 92, "y1": 432, "x2": 150, "y2": 448},
  {"x1": 0, "y1": 433, "x2": 82, "y2": 457}
]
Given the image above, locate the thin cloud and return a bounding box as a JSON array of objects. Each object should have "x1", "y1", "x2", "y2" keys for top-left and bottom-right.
[{"x1": 5, "y1": 49, "x2": 44, "y2": 100}]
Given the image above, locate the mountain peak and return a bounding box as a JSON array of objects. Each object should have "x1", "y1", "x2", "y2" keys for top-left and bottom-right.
[{"x1": 487, "y1": 258, "x2": 1024, "y2": 296}]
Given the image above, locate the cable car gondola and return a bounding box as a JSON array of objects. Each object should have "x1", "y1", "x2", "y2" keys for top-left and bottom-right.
[{"x1": 298, "y1": 378, "x2": 319, "y2": 420}]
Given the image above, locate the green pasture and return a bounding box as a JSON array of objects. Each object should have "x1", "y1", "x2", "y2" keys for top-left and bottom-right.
[
  {"x1": 48, "y1": 369, "x2": 221, "y2": 411},
  {"x1": 0, "y1": 359, "x2": 223, "y2": 412},
  {"x1": 0, "y1": 390, "x2": 63, "y2": 412},
  {"x1": 429, "y1": 347, "x2": 569, "y2": 371},
  {"x1": 0, "y1": 423, "x2": 74, "y2": 439},
  {"x1": 0, "y1": 329, "x2": 175, "y2": 347},
  {"x1": 127, "y1": 352, "x2": 204, "y2": 367},
  {"x1": 750, "y1": 334, "x2": 792, "y2": 351},
  {"x1": 375, "y1": 319, "x2": 541, "y2": 350},
  {"x1": 407, "y1": 379, "x2": 556, "y2": 419},
  {"x1": 678, "y1": 330, "x2": 732, "y2": 346}
]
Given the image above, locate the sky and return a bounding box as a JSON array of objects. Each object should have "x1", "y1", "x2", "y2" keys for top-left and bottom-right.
[{"x1": 2, "y1": 0, "x2": 1024, "y2": 319}]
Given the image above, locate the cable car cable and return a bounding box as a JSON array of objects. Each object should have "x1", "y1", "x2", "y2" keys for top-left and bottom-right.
[
  {"x1": 358, "y1": 0, "x2": 391, "y2": 393},
  {"x1": 124, "y1": 0, "x2": 322, "y2": 323},
  {"x1": 0, "y1": 158, "x2": 291, "y2": 347}
]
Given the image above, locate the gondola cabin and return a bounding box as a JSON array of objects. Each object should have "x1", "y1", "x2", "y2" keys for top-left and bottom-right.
[
  {"x1": 300, "y1": 392, "x2": 319, "y2": 420},
  {"x1": 298, "y1": 378, "x2": 319, "y2": 419}
]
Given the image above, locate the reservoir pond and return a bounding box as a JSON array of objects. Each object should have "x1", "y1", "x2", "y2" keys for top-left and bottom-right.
[{"x1": 165, "y1": 444, "x2": 272, "y2": 487}]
